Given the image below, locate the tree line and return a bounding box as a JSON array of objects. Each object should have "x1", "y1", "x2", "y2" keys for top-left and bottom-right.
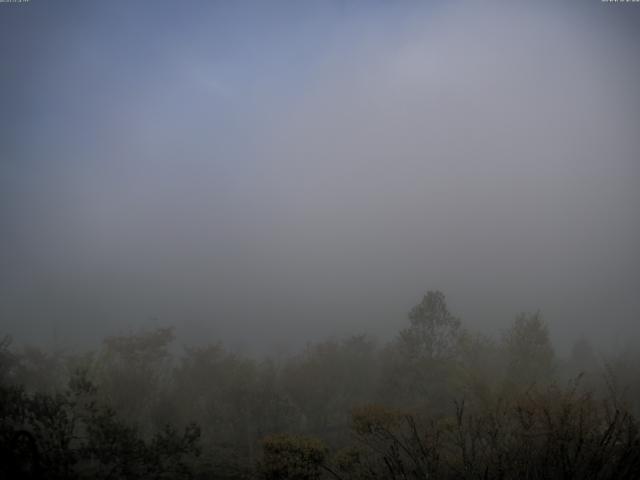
[{"x1": 1, "y1": 291, "x2": 639, "y2": 479}]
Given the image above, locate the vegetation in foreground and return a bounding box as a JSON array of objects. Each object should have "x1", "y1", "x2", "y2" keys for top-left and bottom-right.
[{"x1": 1, "y1": 291, "x2": 639, "y2": 479}]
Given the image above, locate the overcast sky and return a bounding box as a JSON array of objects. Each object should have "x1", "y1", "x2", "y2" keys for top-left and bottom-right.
[{"x1": 1, "y1": 0, "x2": 639, "y2": 353}]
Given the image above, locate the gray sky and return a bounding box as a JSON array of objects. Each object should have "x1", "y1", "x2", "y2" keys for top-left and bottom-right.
[{"x1": 1, "y1": 1, "x2": 639, "y2": 353}]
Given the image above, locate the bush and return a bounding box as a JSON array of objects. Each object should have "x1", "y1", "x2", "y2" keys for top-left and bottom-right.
[{"x1": 259, "y1": 434, "x2": 328, "y2": 480}]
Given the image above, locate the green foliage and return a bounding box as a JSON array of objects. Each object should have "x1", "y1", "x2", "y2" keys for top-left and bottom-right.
[
  {"x1": 332, "y1": 446, "x2": 369, "y2": 479},
  {"x1": 0, "y1": 370, "x2": 200, "y2": 480},
  {"x1": 351, "y1": 404, "x2": 404, "y2": 435},
  {"x1": 259, "y1": 434, "x2": 328, "y2": 480}
]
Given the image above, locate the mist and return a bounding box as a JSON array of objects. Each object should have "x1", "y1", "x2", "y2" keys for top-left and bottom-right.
[
  {"x1": 1, "y1": 0, "x2": 639, "y2": 353},
  {"x1": 3, "y1": 2, "x2": 640, "y2": 478}
]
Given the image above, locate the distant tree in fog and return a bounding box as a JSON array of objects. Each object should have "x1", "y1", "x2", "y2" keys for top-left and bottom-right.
[
  {"x1": 503, "y1": 312, "x2": 555, "y2": 388},
  {"x1": 399, "y1": 291, "x2": 463, "y2": 361}
]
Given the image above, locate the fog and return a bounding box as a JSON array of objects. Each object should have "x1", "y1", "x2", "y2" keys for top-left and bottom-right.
[{"x1": 1, "y1": 1, "x2": 639, "y2": 353}]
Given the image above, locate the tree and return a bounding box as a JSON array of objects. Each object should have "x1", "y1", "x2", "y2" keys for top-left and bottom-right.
[
  {"x1": 399, "y1": 291, "x2": 462, "y2": 361},
  {"x1": 95, "y1": 327, "x2": 175, "y2": 430},
  {"x1": 0, "y1": 370, "x2": 201, "y2": 480},
  {"x1": 382, "y1": 291, "x2": 464, "y2": 410},
  {"x1": 259, "y1": 434, "x2": 328, "y2": 480},
  {"x1": 502, "y1": 312, "x2": 555, "y2": 388},
  {"x1": 282, "y1": 336, "x2": 378, "y2": 436}
]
